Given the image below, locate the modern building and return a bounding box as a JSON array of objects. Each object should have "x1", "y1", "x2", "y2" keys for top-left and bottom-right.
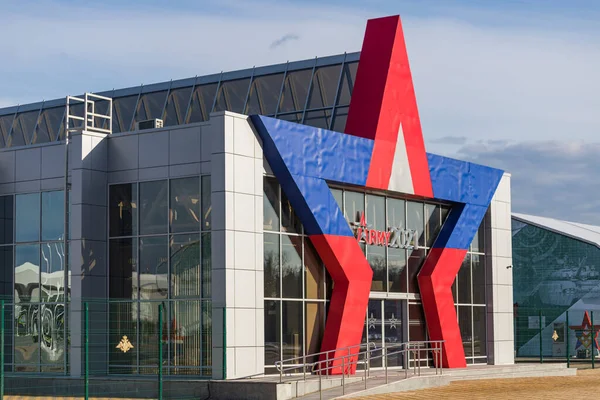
[
  {"x1": 512, "y1": 213, "x2": 600, "y2": 359},
  {"x1": 0, "y1": 14, "x2": 514, "y2": 382}
]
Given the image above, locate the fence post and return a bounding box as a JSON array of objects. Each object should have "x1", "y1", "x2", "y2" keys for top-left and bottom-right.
[
  {"x1": 158, "y1": 305, "x2": 163, "y2": 400},
  {"x1": 539, "y1": 309, "x2": 543, "y2": 364},
  {"x1": 84, "y1": 302, "x2": 89, "y2": 400},
  {"x1": 590, "y1": 311, "x2": 596, "y2": 369},
  {"x1": 1, "y1": 299, "x2": 4, "y2": 400},
  {"x1": 566, "y1": 311, "x2": 570, "y2": 368}
]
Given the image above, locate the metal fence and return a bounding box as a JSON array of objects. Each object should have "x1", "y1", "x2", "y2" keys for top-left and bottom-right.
[
  {"x1": 0, "y1": 298, "x2": 213, "y2": 399},
  {"x1": 514, "y1": 306, "x2": 600, "y2": 368}
]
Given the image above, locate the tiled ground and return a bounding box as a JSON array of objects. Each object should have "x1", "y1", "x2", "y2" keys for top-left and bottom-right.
[{"x1": 353, "y1": 368, "x2": 598, "y2": 399}]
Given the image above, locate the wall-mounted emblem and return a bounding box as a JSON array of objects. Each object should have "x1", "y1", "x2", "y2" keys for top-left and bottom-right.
[
  {"x1": 351, "y1": 212, "x2": 418, "y2": 249},
  {"x1": 116, "y1": 335, "x2": 134, "y2": 353}
]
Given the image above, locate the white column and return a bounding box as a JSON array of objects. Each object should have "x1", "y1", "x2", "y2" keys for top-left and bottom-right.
[
  {"x1": 486, "y1": 172, "x2": 514, "y2": 365},
  {"x1": 210, "y1": 112, "x2": 265, "y2": 379}
]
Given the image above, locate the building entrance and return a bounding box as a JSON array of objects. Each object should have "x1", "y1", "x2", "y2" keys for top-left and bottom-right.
[{"x1": 362, "y1": 299, "x2": 407, "y2": 368}]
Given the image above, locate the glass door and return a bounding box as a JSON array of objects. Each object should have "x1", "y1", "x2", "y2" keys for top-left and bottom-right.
[
  {"x1": 362, "y1": 299, "x2": 406, "y2": 368},
  {"x1": 384, "y1": 300, "x2": 404, "y2": 367}
]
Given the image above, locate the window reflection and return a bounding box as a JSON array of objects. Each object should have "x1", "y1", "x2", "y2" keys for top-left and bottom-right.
[
  {"x1": 264, "y1": 233, "x2": 280, "y2": 298},
  {"x1": 109, "y1": 184, "x2": 138, "y2": 237},
  {"x1": 164, "y1": 86, "x2": 193, "y2": 126},
  {"x1": 201, "y1": 176, "x2": 211, "y2": 231},
  {"x1": 139, "y1": 236, "x2": 168, "y2": 301},
  {"x1": 170, "y1": 234, "x2": 201, "y2": 298},
  {"x1": 278, "y1": 69, "x2": 313, "y2": 113},
  {"x1": 15, "y1": 244, "x2": 41, "y2": 302},
  {"x1": 388, "y1": 248, "x2": 406, "y2": 292},
  {"x1": 41, "y1": 191, "x2": 64, "y2": 241},
  {"x1": 306, "y1": 65, "x2": 342, "y2": 109},
  {"x1": 282, "y1": 301, "x2": 303, "y2": 360},
  {"x1": 0, "y1": 195, "x2": 13, "y2": 245},
  {"x1": 40, "y1": 242, "x2": 65, "y2": 299},
  {"x1": 366, "y1": 195, "x2": 385, "y2": 231},
  {"x1": 459, "y1": 306, "x2": 473, "y2": 357},
  {"x1": 109, "y1": 239, "x2": 137, "y2": 300},
  {"x1": 458, "y1": 254, "x2": 472, "y2": 304},
  {"x1": 187, "y1": 84, "x2": 219, "y2": 123},
  {"x1": 368, "y1": 245, "x2": 386, "y2": 292},
  {"x1": 387, "y1": 198, "x2": 405, "y2": 230},
  {"x1": 406, "y1": 202, "x2": 424, "y2": 247},
  {"x1": 281, "y1": 191, "x2": 301, "y2": 234},
  {"x1": 140, "y1": 180, "x2": 168, "y2": 235},
  {"x1": 264, "y1": 300, "x2": 281, "y2": 365},
  {"x1": 213, "y1": 78, "x2": 251, "y2": 114},
  {"x1": 473, "y1": 306, "x2": 487, "y2": 357},
  {"x1": 305, "y1": 239, "x2": 324, "y2": 299},
  {"x1": 133, "y1": 91, "x2": 168, "y2": 126},
  {"x1": 263, "y1": 177, "x2": 280, "y2": 231},
  {"x1": 16, "y1": 193, "x2": 40, "y2": 243},
  {"x1": 245, "y1": 73, "x2": 285, "y2": 115},
  {"x1": 170, "y1": 178, "x2": 200, "y2": 234},
  {"x1": 425, "y1": 204, "x2": 441, "y2": 248},
  {"x1": 335, "y1": 62, "x2": 358, "y2": 106},
  {"x1": 344, "y1": 191, "x2": 364, "y2": 227},
  {"x1": 281, "y1": 236, "x2": 302, "y2": 298}
]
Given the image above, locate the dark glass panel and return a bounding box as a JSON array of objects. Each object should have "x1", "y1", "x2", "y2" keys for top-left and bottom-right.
[
  {"x1": 281, "y1": 235, "x2": 302, "y2": 298},
  {"x1": 336, "y1": 62, "x2": 358, "y2": 106},
  {"x1": 0, "y1": 114, "x2": 15, "y2": 146},
  {"x1": 472, "y1": 254, "x2": 485, "y2": 304},
  {"x1": 384, "y1": 300, "x2": 405, "y2": 366},
  {"x1": 245, "y1": 73, "x2": 285, "y2": 115},
  {"x1": 407, "y1": 202, "x2": 425, "y2": 247},
  {"x1": 303, "y1": 109, "x2": 331, "y2": 129},
  {"x1": 441, "y1": 205, "x2": 450, "y2": 225},
  {"x1": 213, "y1": 78, "x2": 251, "y2": 114},
  {"x1": 282, "y1": 301, "x2": 303, "y2": 360},
  {"x1": 187, "y1": 83, "x2": 219, "y2": 123},
  {"x1": 0, "y1": 195, "x2": 13, "y2": 245},
  {"x1": 459, "y1": 306, "x2": 473, "y2": 357},
  {"x1": 278, "y1": 69, "x2": 313, "y2": 113},
  {"x1": 33, "y1": 107, "x2": 63, "y2": 144},
  {"x1": 330, "y1": 188, "x2": 343, "y2": 211},
  {"x1": 387, "y1": 198, "x2": 405, "y2": 230},
  {"x1": 133, "y1": 91, "x2": 168, "y2": 126},
  {"x1": 15, "y1": 244, "x2": 40, "y2": 302},
  {"x1": 457, "y1": 254, "x2": 472, "y2": 304},
  {"x1": 388, "y1": 248, "x2": 406, "y2": 292},
  {"x1": 41, "y1": 191, "x2": 64, "y2": 241},
  {"x1": 276, "y1": 112, "x2": 302, "y2": 124},
  {"x1": 108, "y1": 301, "x2": 138, "y2": 374},
  {"x1": 451, "y1": 278, "x2": 457, "y2": 303},
  {"x1": 366, "y1": 194, "x2": 385, "y2": 231},
  {"x1": 139, "y1": 236, "x2": 168, "y2": 300},
  {"x1": 305, "y1": 302, "x2": 325, "y2": 363},
  {"x1": 139, "y1": 180, "x2": 168, "y2": 235},
  {"x1": 0, "y1": 246, "x2": 12, "y2": 296},
  {"x1": 170, "y1": 177, "x2": 200, "y2": 234},
  {"x1": 109, "y1": 184, "x2": 138, "y2": 237},
  {"x1": 305, "y1": 238, "x2": 324, "y2": 299},
  {"x1": 92, "y1": 99, "x2": 111, "y2": 131},
  {"x1": 473, "y1": 306, "x2": 487, "y2": 357},
  {"x1": 331, "y1": 106, "x2": 348, "y2": 133},
  {"x1": 112, "y1": 95, "x2": 139, "y2": 133},
  {"x1": 471, "y1": 218, "x2": 485, "y2": 253},
  {"x1": 201, "y1": 233, "x2": 211, "y2": 298},
  {"x1": 264, "y1": 300, "x2": 281, "y2": 365},
  {"x1": 306, "y1": 64, "x2": 342, "y2": 109},
  {"x1": 201, "y1": 176, "x2": 211, "y2": 231},
  {"x1": 344, "y1": 191, "x2": 364, "y2": 227},
  {"x1": 407, "y1": 248, "x2": 426, "y2": 293},
  {"x1": 263, "y1": 177, "x2": 280, "y2": 231},
  {"x1": 408, "y1": 303, "x2": 427, "y2": 342},
  {"x1": 164, "y1": 86, "x2": 193, "y2": 126},
  {"x1": 364, "y1": 299, "x2": 382, "y2": 367},
  {"x1": 16, "y1": 193, "x2": 40, "y2": 243},
  {"x1": 40, "y1": 241, "x2": 65, "y2": 299},
  {"x1": 281, "y1": 191, "x2": 301, "y2": 234},
  {"x1": 368, "y1": 245, "x2": 386, "y2": 292},
  {"x1": 10, "y1": 110, "x2": 38, "y2": 147},
  {"x1": 109, "y1": 238, "x2": 137, "y2": 300},
  {"x1": 425, "y1": 204, "x2": 442, "y2": 248},
  {"x1": 264, "y1": 233, "x2": 280, "y2": 298},
  {"x1": 170, "y1": 234, "x2": 201, "y2": 298}
]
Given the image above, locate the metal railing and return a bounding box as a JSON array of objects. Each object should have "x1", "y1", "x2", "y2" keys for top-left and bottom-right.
[{"x1": 275, "y1": 340, "x2": 444, "y2": 399}]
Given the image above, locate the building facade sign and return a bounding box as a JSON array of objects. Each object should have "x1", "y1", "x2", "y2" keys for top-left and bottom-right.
[{"x1": 351, "y1": 212, "x2": 418, "y2": 249}]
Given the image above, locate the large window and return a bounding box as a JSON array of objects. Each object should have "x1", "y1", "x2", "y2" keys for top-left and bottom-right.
[
  {"x1": 11, "y1": 191, "x2": 67, "y2": 373},
  {"x1": 108, "y1": 177, "x2": 212, "y2": 376},
  {"x1": 263, "y1": 177, "x2": 331, "y2": 371}
]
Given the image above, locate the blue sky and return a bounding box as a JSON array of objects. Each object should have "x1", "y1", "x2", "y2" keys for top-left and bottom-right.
[{"x1": 2, "y1": 0, "x2": 600, "y2": 223}]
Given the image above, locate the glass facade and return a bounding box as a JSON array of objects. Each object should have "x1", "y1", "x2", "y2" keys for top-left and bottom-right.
[
  {"x1": 108, "y1": 177, "x2": 212, "y2": 375},
  {"x1": 0, "y1": 53, "x2": 359, "y2": 148},
  {"x1": 263, "y1": 177, "x2": 332, "y2": 371},
  {"x1": 512, "y1": 218, "x2": 600, "y2": 358},
  {"x1": 0, "y1": 191, "x2": 68, "y2": 373},
  {"x1": 263, "y1": 178, "x2": 489, "y2": 369}
]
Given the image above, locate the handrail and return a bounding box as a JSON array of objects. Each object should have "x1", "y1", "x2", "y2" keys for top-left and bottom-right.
[{"x1": 274, "y1": 340, "x2": 445, "y2": 399}]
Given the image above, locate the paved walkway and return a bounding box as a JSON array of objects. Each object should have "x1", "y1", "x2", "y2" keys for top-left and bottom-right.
[{"x1": 353, "y1": 368, "x2": 599, "y2": 399}]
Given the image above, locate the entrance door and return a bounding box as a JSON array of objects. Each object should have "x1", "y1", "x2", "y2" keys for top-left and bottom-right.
[{"x1": 362, "y1": 299, "x2": 406, "y2": 368}]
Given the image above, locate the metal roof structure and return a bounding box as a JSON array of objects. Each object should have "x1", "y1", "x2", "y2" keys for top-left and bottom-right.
[
  {"x1": 0, "y1": 52, "x2": 360, "y2": 149},
  {"x1": 512, "y1": 213, "x2": 600, "y2": 249}
]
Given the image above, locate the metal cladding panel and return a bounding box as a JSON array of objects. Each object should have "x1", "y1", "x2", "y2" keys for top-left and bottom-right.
[
  {"x1": 290, "y1": 174, "x2": 353, "y2": 237},
  {"x1": 418, "y1": 247, "x2": 468, "y2": 368},
  {"x1": 433, "y1": 203, "x2": 488, "y2": 250},
  {"x1": 251, "y1": 115, "x2": 373, "y2": 186},
  {"x1": 311, "y1": 234, "x2": 373, "y2": 375},
  {"x1": 427, "y1": 153, "x2": 503, "y2": 207},
  {"x1": 344, "y1": 15, "x2": 432, "y2": 196}
]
